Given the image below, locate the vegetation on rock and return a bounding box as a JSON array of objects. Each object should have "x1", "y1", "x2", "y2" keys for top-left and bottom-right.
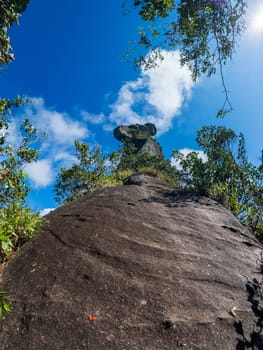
[
  {"x1": 0, "y1": 0, "x2": 40, "y2": 264},
  {"x1": 54, "y1": 141, "x2": 115, "y2": 205},
  {"x1": 173, "y1": 125, "x2": 263, "y2": 239},
  {"x1": 117, "y1": 139, "x2": 177, "y2": 184},
  {"x1": 1, "y1": 0, "x2": 262, "y2": 325},
  {"x1": 54, "y1": 138, "x2": 177, "y2": 205},
  {"x1": 0, "y1": 98, "x2": 41, "y2": 262},
  {"x1": 0, "y1": 203, "x2": 41, "y2": 261},
  {"x1": 0, "y1": 291, "x2": 12, "y2": 319},
  {"x1": 0, "y1": 0, "x2": 41, "y2": 318},
  {"x1": 55, "y1": 124, "x2": 263, "y2": 241}
]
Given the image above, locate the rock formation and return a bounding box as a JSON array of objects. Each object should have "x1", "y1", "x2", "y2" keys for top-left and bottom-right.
[
  {"x1": 114, "y1": 123, "x2": 163, "y2": 158},
  {"x1": 0, "y1": 175, "x2": 263, "y2": 349}
]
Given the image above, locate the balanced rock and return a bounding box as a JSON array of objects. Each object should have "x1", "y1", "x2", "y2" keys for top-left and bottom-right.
[
  {"x1": 0, "y1": 175, "x2": 262, "y2": 349},
  {"x1": 114, "y1": 123, "x2": 163, "y2": 158}
]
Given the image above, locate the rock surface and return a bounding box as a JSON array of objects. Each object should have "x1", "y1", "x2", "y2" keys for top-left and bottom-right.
[
  {"x1": 0, "y1": 175, "x2": 263, "y2": 349},
  {"x1": 114, "y1": 123, "x2": 163, "y2": 158}
]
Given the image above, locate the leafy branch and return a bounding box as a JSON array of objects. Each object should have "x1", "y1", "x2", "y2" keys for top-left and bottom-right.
[{"x1": 124, "y1": 0, "x2": 247, "y2": 116}]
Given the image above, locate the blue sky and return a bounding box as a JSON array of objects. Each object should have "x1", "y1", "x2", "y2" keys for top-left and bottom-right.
[{"x1": 1, "y1": 0, "x2": 263, "y2": 214}]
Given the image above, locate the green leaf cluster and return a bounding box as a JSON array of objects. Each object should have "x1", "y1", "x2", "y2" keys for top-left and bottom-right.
[
  {"x1": 0, "y1": 98, "x2": 38, "y2": 207},
  {"x1": 54, "y1": 138, "x2": 178, "y2": 205},
  {"x1": 54, "y1": 141, "x2": 114, "y2": 205},
  {"x1": 55, "y1": 125, "x2": 262, "y2": 241},
  {"x1": 127, "y1": 0, "x2": 247, "y2": 115},
  {"x1": 135, "y1": 0, "x2": 176, "y2": 21},
  {"x1": 0, "y1": 0, "x2": 40, "y2": 318},
  {"x1": 0, "y1": 98, "x2": 41, "y2": 261},
  {"x1": 0, "y1": 203, "x2": 41, "y2": 261},
  {"x1": 117, "y1": 140, "x2": 177, "y2": 185},
  {"x1": 130, "y1": 0, "x2": 246, "y2": 79},
  {"x1": 0, "y1": 291, "x2": 12, "y2": 320},
  {"x1": 0, "y1": 0, "x2": 29, "y2": 64},
  {"x1": 173, "y1": 125, "x2": 263, "y2": 238}
]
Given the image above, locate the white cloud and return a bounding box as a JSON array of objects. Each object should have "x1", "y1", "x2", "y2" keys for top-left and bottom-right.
[
  {"x1": 107, "y1": 50, "x2": 194, "y2": 134},
  {"x1": 5, "y1": 120, "x2": 21, "y2": 147},
  {"x1": 54, "y1": 151, "x2": 78, "y2": 168},
  {"x1": 25, "y1": 159, "x2": 54, "y2": 188},
  {"x1": 81, "y1": 110, "x2": 105, "y2": 124},
  {"x1": 28, "y1": 97, "x2": 89, "y2": 144},
  {"x1": 178, "y1": 148, "x2": 207, "y2": 161},
  {"x1": 171, "y1": 148, "x2": 207, "y2": 170},
  {"x1": 11, "y1": 98, "x2": 91, "y2": 189},
  {"x1": 40, "y1": 208, "x2": 55, "y2": 217},
  {"x1": 9, "y1": 51, "x2": 194, "y2": 191}
]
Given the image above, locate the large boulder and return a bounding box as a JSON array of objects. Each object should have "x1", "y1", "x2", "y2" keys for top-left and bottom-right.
[
  {"x1": 0, "y1": 175, "x2": 262, "y2": 349},
  {"x1": 114, "y1": 123, "x2": 163, "y2": 158}
]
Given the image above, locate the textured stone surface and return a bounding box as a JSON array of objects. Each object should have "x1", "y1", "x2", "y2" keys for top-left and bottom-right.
[
  {"x1": 114, "y1": 123, "x2": 163, "y2": 158},
  {"x1": 0, "y1": 175, "x2": 262, "y2": 349}
]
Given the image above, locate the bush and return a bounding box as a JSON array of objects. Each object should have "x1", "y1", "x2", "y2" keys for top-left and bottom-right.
[
  {"x1": 173, "y1": 126, "x2": 263, "y2": 237},
  {"x1": 0, "y1": 203, "x2": 41, "y2": 261},
  {"x1": 54, "y1": 141, "x2": 110, "y2": 204}
]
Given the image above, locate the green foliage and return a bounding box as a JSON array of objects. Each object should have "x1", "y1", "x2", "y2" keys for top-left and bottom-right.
[
  {"x1": 54, "y1": 141, "x2": 112, "y2": 204},
  {"x1": 0, "y1": 97, "x2": 39, "y2": 207},
  {"x1": 173, "y1": 149, "x2": 210, "y2": 195},
  {"x1": 0, "y1": 291, "x2": 12, "y2": 320},
  {"x1": 55, "y1": 138, "x2": 178, "y2": 204},
  {"x1": 55, "y1": 127, "x2": 262, "y2": 241},
  {"x1": 0, "y1": 203, "x2": 41, "y2": 261},
  {"x1": 129, "y1": 0, "x2": 246, "y2": 78},
  {"x1": 0, "y1": 98, "x2": 41, "y2": 261},
  {"x1": 126, "y1": 0, "x2": 246, "y2": 114},
  {"x1": 209, "y1": 182, "x2": 240, "y2": 214},
  {"x1": 135, "y1": 0, "x2": 175, "y2": 21},
  {"x1": 117, "y1": 140, "x2": 178, "y2": 185},
  {"x1": 112, "y1": 168, "x2": 134, "y2": 183},
  {"x1": 0, "y1": 0, "x2": 29, "y2": 64},
  {"x1": 173, "y1": 126, "x2": 241, "y2": 196},
  {"x1": 173, "y1": 125, "x2": 263, "y2": 238},
  {"x1": 0, "y1": 0, "x2": 37, "y2": 314},
  {"x1": 117, "y1": 140, "x2": 139, "y2": 171}
]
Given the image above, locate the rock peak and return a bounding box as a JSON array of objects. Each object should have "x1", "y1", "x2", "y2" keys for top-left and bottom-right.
[
  {"x1": 0, "y1": 179, "x2": 262, "y2": 349},
  {"x1": 114, "y1": 123, "x2": 163, "y2": 158}
]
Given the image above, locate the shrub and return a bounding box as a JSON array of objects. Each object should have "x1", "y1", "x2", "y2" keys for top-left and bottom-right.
[
  {"x1": 0, "y1": 203, "x2": 41, "y2": 261},
  {"x1": 173, "y1": 126, "x2": 263, "y2": 237}
]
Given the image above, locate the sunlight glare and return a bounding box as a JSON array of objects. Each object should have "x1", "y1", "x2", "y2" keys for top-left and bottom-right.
[{"x1": 249, "y1": 4, "x2": 263, "y2": 34}]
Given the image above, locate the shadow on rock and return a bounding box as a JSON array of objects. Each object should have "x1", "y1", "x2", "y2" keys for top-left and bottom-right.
[
  {"x1": 234, "y1": 277, "x2": 263, "y2": 349},
  {"x1": 140, "y1": 188, "x2": 205, "y2": 207}
]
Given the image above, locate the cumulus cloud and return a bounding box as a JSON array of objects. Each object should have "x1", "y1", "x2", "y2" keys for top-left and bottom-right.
[
  {"x1": 39, "y1": 208, "x2": 55, "y2": 217},
  {"x1": 81, "y1": 110, "x2": 105, "y2": 124},
  {"x1": 25, "y1": 159, "x2": 54, "y2": 188},
  {"x1": 10, "y1": 51, "x2": 195, "y2": 190},
  {"x1": 107, "y1": 50, "x2": 194, "y2": 134},
  {"x1": 171, "y1": 148, "x2": 207, "y2": 170},
  {"x1": 11, "y1": 97, "x2": 91, "y2": 189},
  {"x1": 54, "y1": 152, "x2": 78, "y2": 168},
  {"x1": 28, "y1": 97, "x2": 89, "y2": 144}
]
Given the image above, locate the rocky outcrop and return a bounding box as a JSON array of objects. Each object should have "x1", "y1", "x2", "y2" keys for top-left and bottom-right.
[
  {"x1": 0, "y1": 175, "x2": 262, "y2": 349},
  {"x1": 114, "y1": 123, "x2": 163, "y2": 158}
]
